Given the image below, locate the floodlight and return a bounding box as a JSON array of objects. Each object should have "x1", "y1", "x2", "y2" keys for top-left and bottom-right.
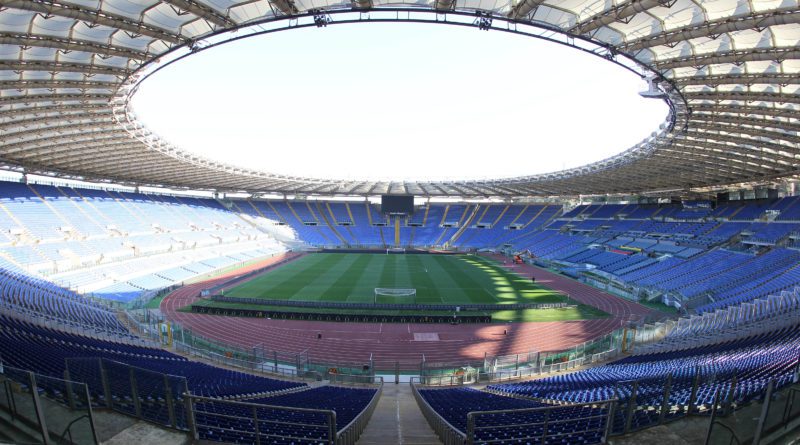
[{"x1": 639, "y1": 77, "x2": 666, "y2": 99}]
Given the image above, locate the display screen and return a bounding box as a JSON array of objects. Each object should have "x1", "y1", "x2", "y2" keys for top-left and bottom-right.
[{"x1": 381, "y1": 195, "x2": 415, "y2": 214}]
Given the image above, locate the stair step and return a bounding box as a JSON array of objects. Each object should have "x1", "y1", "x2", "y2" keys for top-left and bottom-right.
[
  {"x1": 0, "y1": 412, "x2": 41, "y2": 445},
  {"x1": 356, "y1": 384, "x2": 441, "y2": 445}
]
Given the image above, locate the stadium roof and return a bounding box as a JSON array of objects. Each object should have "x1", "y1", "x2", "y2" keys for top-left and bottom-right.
[{"x1": 0, "y1": 0, "x2": 798, "y2": 198}]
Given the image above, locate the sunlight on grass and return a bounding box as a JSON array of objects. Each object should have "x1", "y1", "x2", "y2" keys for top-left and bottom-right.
[{"x1": 197, "y1": 253, "x2": 610, "y2": 322}]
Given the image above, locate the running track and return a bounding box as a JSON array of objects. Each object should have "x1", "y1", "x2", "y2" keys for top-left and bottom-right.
[{"x1": 161, "y1": 253, "x2": 657, "y2": 370}]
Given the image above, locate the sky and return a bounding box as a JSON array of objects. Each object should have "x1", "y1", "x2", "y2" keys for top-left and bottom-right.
[{"x1": 131, "y1": 23, "x2": 668, "y2": 182}]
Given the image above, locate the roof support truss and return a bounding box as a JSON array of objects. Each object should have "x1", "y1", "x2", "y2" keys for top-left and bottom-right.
[
  {"x1": 0, "y1": 0, "x2": 185, "y2": 45},
  {"x1": 0, "y1": 32, "x2": 148, "y2": 60},
  {"x1": 620, "y1": 8, "x2": 800, "y2": 53},
  {"x1": 655, "y1": 47, "x2": 800, "y2": 71},
  {"x1": 158, "y1": 0, "x2": 237, "y2": 28}
]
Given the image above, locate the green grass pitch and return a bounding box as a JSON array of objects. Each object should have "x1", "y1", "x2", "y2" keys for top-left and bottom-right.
[{"x1": 192, "y1": 253, "x2": 607, "y2": 322}]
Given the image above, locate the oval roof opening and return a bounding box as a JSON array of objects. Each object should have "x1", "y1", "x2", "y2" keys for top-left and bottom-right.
[{"x1": 131, "y1": 23, "x2": 668, "y2": 182}]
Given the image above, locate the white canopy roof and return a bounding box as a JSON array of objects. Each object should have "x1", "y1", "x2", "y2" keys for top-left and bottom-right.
[{"x1": 1, "y1": 0, "x2": 798, "y2": 197}]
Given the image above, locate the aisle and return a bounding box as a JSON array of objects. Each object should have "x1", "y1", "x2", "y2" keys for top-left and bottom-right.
[{"x1": 357, "y1": 383, "x2": 442, "y2": 445}]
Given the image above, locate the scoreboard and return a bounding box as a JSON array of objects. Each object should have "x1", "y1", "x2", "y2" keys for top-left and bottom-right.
[{"x1": 381, "y1": 195, "x2": 414, "y2": 214}]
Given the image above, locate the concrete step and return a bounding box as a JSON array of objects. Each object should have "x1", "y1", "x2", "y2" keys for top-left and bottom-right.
[
  {"x1": 357, "y1": 383, "x2": 441, "y2": 445},
  {"x1": 0, "y1": 410, "x2": 41, "y2": 444},
  {"x1": 102, "y1": 420, "x2": 189, "y2": 445}
]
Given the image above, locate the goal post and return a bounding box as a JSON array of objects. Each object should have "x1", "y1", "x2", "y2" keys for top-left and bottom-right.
[
  {"x1": 374, "y1": 288, "x2": 417, "y2": 304},
  {"x1": 386, "y1": 247, "x2": 406, "y2": 254}
]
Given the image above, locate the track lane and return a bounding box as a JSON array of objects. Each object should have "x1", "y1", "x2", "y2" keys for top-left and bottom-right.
[{"x1": 161, "y1": 252, "x2": 659, "y2": 369}]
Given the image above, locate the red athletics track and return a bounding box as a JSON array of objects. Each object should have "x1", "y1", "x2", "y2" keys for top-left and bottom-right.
[{"x1": 161, "y1": 252, "x2": 657, "y2": 369}]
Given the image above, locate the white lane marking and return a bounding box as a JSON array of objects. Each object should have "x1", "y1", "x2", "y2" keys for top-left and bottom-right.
[{"x1": 396, "y1": 398, "x2": 404, "y2": 445}]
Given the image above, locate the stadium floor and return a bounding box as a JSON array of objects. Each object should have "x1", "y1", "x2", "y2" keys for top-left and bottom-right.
[
  {"x1": 189, "y1": 252, "x2": 606, "y2": 322},
  {"x1": 221, "y1": 253, "x2": 564, "y2": 304},
  {"x1": 160, "y1": 252, "x2": 656, "y2": 368}
]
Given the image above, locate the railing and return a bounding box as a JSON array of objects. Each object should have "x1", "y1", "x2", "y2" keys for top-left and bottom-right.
[
  {"x1": 128, "y1": 301, "x2": 630, "y2": 385},
  {"x1": 8, "y1": 355, "x2": 382, "y2": 444},
  {"x1": 705, "y1": 380, "x2": 800, "y2": 445},
  {"x1": 633, "y1": 288, "x2": 800, "y2": 353},
  {"x1": 465, "y1": 399, "x2": 618, "y2": 445},
  {"x1": 64, "y1": 357, "x2": 189, "y2": 430},
  {"x1": 185, "y1": 393, "x2": 337, "y2": 445},
  {"x1": 482, "y1": 329, "x2": 624, "y2": 383},
  {"x1": 173, "y1": 340, "x2": 301, "y2": 380},
  {"x1": 328, "y1": 373, "x2": 383, "y2": 386},
  {"x1": 0, "y1": 364, "x2": 99, "y2": 445},
  {"x1": 124, "y1": 309, "x2": 308, "y2": 379},
  {"x1": 0, "y1": 303, "x2": 151, "y2": 347},
  {"x1": 211, "y1": 295, "x2": 568, "y2": 312},
  {"x1": 335, "y1": 378, "x2": 383, "y2": 445},
  {"x1": 414, "y1": 367, "x2": 799, "y2": 445},
  {"x1": 634, "y1": 290, "x2": 800, "y2": 355},
  {"x1": 484, "y1": 353, "x2": 597, "y2": 383},
  {"x1": 412, "y1": 377, "x2": 618, "y2": 445},
  {"x1": 410, "y1": 379, "x2": 467, "y2": 445},
  {"x1": 419, "y1": 359, "x2": 482, "y2": 386},
  {"x1": 485, "y1": 361, "x2": 800, "y2": 439},
  {"x1": 420, "y1": 372, "x2": 481, "y2": 386},
  {"x1": 58, "y1": 414, "x2": 93, "y2": 445}
]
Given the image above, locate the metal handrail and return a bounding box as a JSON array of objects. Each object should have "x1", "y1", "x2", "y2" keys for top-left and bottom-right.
[
  {"x1": 172, "y1": 340, "x2": 301, "y2": 379},
  {"x1": 186, "y1": 392, "x2": 338, "y2": 444},
  {"x1": 328, "y1": 374, "x2": 384, "y2": 386},
  {"x1": 0, "y1": 304, "x2": 151, "y2": 347},
  {"x1": 335, "y1": 380, "x2": 383, "y2": 445},
  {"x1": 1, "y1": 365, "x2": 99, "y2": 445},
  {"x1": 465, "y1": 398, "x2": 618, "y2": 445},
  {"x1": 465, "y1": 397, "x2": 619, "y2": 418},
  {"x1": 707, "y1": 421, "x2": 742, "y2": 445},
  {"x1": 57, "y1": 414, "x2": 92, "y2": 445},
  {"x1": 781, "y1": 386, "x2": 800, "y2": 424},
  {"x1": 410, "y1": 379, "x2": 467, "y2": 445}
]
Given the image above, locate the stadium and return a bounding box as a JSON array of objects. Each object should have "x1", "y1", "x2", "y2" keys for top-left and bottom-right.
[{"x1": 0, "y1": 0, "x2": 799, "y2": 444}]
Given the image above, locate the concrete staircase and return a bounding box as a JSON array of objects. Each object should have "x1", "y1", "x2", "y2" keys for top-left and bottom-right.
[{"x1": 356, "y1": 383, "x2": 441, "y2": 445}]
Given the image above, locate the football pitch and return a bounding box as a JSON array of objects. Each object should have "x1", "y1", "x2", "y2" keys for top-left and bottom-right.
[{"x1": 190, "y1": 253, "x2": 608, "y2": 322}]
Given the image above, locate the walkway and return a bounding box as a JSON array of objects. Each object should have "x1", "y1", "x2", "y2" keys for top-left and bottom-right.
[{"x1": 357, "y1": 383, "x2": 441, "y2": 445}]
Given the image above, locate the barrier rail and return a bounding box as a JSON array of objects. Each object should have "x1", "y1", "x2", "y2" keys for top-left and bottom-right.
[
  {"x1": 211, "y1": 295, "x2": 568, "y2": 312},
  {"x1": 185, "y1": 376, "x2": 382, "y2": 445},
  {"x1": 173, "y1": 340, "x2": 301, "y2": 380},
  {"x1": 633, "y1": 290, "x2": 800, "y2": 355},
  {"x1": 482, "y1": 329, "x2": 624, "y2": 383},
  {"x1": 185, "y1": 393, "x2": 336, "y2": 444},
  {"x1": 126, "y1": 305, "x2": 628, "y2": 383},
  {"x1": 0, "y1": 303, "x2": 151, "y2": 347},
  {"x1": 465, "y1": 399, "x2": 618, "y2": 445},
  {"x1": 124, "y1": 309, "x2": 309, "y2": 380},
  {"x1": 705, "y1": 380, "x2": 800, "y2": 445},
  {"x1": 412, "y1": 377, "x2": 618, "y2": 445},
  {"x1": 410, "y1": 379, "x2": 467, "y2": 445},
  {"x1": 8, "y1": 354, "x2": 382, "y2": 445},
  {"x1": 64, "y1": 357, "x2": 189, "y2": 430},
  {"x1": 634, "y1": 288, "x2": 800, "y2": 347},
  {"x1": 0, "y1": 364, "x2": 99, "y2": 445},
  {"x1": 193, "y1": 304, "x2": 494, "y2": 323},
  {"x1": 335, "y1": 377, "x2": 383, "y2": 445}
]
